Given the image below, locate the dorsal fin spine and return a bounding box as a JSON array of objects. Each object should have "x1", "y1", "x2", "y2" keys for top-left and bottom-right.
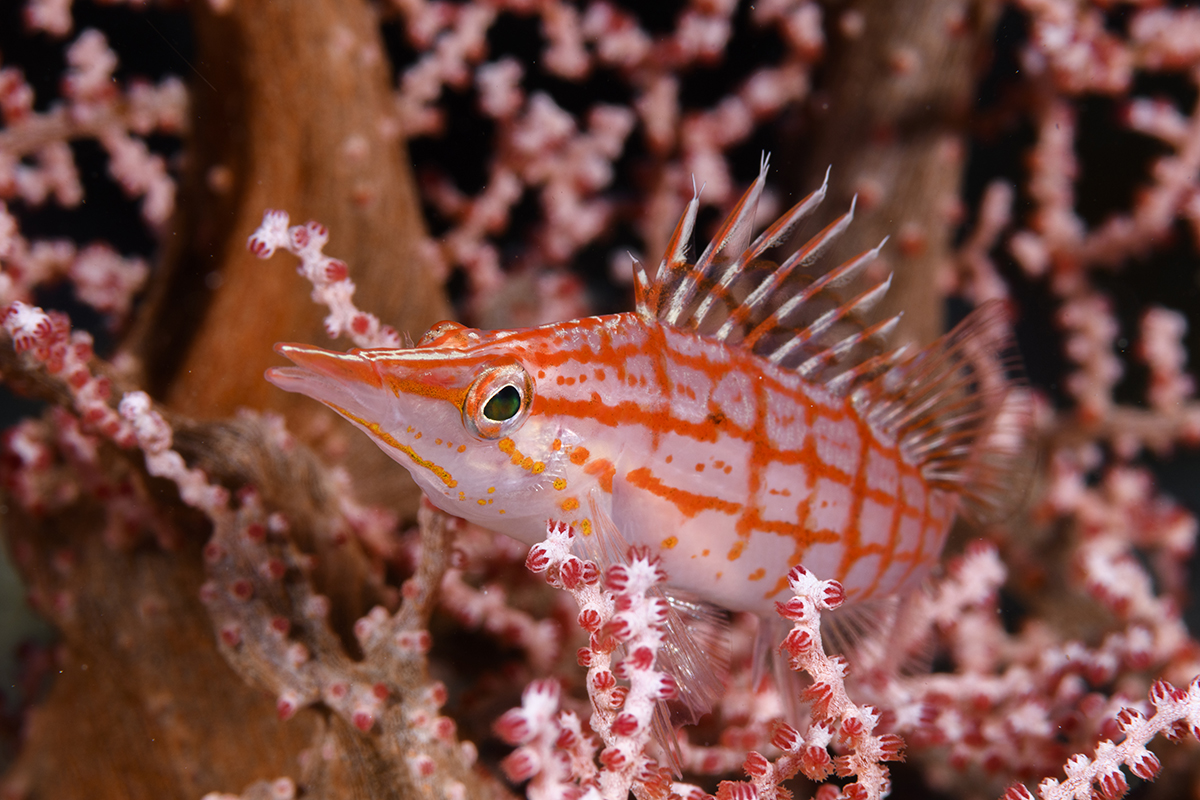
[
  {"x1": 766, "y1": 272, "x2": 893, "y2": 366},
  {"x1": 689, "y1": 171, "x2": 830, "y2": 332},
  {"x1": 793, "y1": 313, "x2": 903, "y2": 380},
  {"x1": 826, "y1": 345, "x2": 910, "y2": 396},
  {"x1": 864, "y1": 346, "x2": 979, "y2": 432},
  {"x1": 737, "y1": 212, "x2": 873, "y2": 348},
  {"x1": 665, "y1": 184, "x2": 702, "y2": 271},
  {"x1": 691, "y1": 157, "x2": 770, "y2": 274},
  {"x1": 662, "y1": 193, "x2": 701, "y2": 275},
  {"x1": 632, "y1": 257, "x2": 653, "y2": 320},
  {"x1": 664, "y1": 163, "x2": 770, "y2": 326},
  {"x1": 647, "y1": 166, "x2": 969, "y2": 405},
  {"x1": 645, "y1": 192, "x2": 700, "y2": 322},
  {"x1": 794, "y1": 194, "x2": 858, "y2": 270}
]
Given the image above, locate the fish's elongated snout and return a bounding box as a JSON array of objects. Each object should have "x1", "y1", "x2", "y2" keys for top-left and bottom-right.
[
  {"x1": 271, "y1": 343, "x2": 383, "y2": 389},
  {"x1": 266, "y1": 343, "x2": 386, "y2": 417}
]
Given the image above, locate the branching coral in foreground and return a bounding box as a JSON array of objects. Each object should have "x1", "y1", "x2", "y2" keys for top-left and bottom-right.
[
  {"x1": 247, "y1": 211, "x2": 402, "y2": 349},
  {"x1": 519, "y1": 521, "x2": 681, "y2": 800},
  {"x1": 768, "y1": 566, "x2": 905, "y2": 800},
  {"x1": 510, "y1": 522, "x2": 907, "y2": 800},
  {"x1": 0, "y1": 288, "x2": 491, "y2": 796},
  {"x1": 2, "y1": 300, "x2": 136, "y2": 445},
  {"x1": 852, "y1": 535, "x2": 1200, "y2": 794},
  {"x1": 1002, "y1": 678, "x2": 1200, "y2": 800},
  {"x1": 118, "y1": 390, "x2": 488, "y2": 797}
]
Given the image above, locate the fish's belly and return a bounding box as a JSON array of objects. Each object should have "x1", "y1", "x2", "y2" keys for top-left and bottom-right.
[{"x1": 610, "y1": 430, "x2": 959, "y2": 615}]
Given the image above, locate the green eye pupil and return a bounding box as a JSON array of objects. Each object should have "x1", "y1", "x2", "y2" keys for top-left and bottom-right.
[{"x1": 483, "y1": 385, "x2": 521, "y2": 422}]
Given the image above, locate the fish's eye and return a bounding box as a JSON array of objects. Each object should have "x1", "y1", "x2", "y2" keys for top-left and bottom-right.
[
  {"x1": 483, "y1": 385, "x2": 521, "y2": 422},
  {"x1": 463, "y1": 358, "x2": 534, "y2": 439}
]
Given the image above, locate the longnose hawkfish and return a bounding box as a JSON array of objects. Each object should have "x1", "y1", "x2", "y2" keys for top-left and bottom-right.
[{"x1": 266, "y1": 160, "x2": 1031, "y2": 733}]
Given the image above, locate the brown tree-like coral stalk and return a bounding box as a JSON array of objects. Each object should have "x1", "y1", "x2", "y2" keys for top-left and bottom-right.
[
  {"x1": 791, "y1": 0, "x2": 1000, "y2": 347},
  {"x1": 128, "y1": 0, "x2": 451, "y2": 513}
]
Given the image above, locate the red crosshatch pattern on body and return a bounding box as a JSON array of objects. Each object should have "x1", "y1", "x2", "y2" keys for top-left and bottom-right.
[
  {"x1": 274, "y1": 306, "x2": 967, "y2": 615},
  {"x1": 267, "y1": 162, "x2": 1028, "y2": 618}
]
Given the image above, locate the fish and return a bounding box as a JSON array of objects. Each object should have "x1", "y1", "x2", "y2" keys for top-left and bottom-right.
[{"x1": 266, "y1": 158, "x2": 1031, "y2": 739}]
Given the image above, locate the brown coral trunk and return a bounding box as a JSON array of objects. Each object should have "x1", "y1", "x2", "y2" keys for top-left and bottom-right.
[
  {"x1": 128, "y1": 0, "x2": 450, "y2": 514},
  {"x1": 5, "y1": 1, "x2": 464, "y2": 798},
  {"x1": 793, "y1": 0, "x2": 999, "y2": 346}
]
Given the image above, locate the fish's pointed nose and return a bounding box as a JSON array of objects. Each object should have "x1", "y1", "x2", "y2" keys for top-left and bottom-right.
[{"x1": 270, "y1": 342, "x2": 383, "y2": 390}]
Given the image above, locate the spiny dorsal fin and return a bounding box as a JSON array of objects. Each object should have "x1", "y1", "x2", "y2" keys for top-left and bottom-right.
[
  {"x1": 852, "y1": 301, "x2": 1035, "y2": 523},
  {"x1": 796, "y1": 314, "x2": 904, "y2": 384},
  {"x1": 633, "y1": 176, "x2": 703, "y2": 324},
  {"x1": 635, "y1": 160, "x2": 896, "y2": 387}
]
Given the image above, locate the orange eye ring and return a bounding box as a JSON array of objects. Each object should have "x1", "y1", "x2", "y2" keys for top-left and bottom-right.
[{"x1": 462, "y1": 358, "x2": 534, "y2": 439}]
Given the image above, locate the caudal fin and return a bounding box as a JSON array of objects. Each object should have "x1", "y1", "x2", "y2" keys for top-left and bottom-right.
[{"x1": 853, "y1": 301, "x2": 1035, "y2": 523}]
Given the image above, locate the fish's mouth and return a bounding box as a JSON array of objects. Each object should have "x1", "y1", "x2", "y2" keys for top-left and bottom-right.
[{"x1": 266, "y1": 343, "x2": 384, "y2": 418}]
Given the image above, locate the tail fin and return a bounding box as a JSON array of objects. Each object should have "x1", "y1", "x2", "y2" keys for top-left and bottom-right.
[{"x1": 853, "y1": 301, "x2": 1035, "y2": 523}]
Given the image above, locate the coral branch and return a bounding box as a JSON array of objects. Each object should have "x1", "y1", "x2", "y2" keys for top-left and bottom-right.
[
  {"x1": 519, "y1": 521, "x2": 687, "y2": 800},
  {"x1": 248, "y1": 211, "x2": 402, "y2": 349},
  {"x1": 770, "y1": 566, "x2": 902, "y2": 800},
  {"x1": 1004, "y1": 678, "x2": 1200, "y2": 800},
  {"x1": 2, "y1": 300, "x2": 136, "y2": 446}
]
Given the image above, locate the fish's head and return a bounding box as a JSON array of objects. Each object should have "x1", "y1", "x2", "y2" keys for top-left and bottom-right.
[{"x1": 266, "y1": 320, "x2": 589, "y2": 542}]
